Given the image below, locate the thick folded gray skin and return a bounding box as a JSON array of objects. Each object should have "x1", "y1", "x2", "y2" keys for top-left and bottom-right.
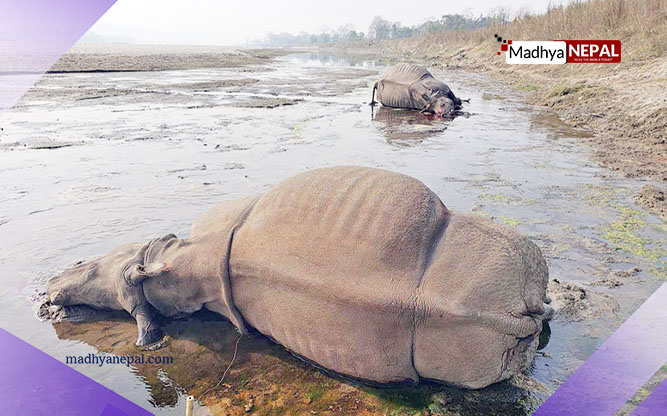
[
  {"x1": 372, "y1": 64, "x2": 463, "y2": 116},
  {"x1": 46, "y1": 166, "x2": 550, "y2": 389}
]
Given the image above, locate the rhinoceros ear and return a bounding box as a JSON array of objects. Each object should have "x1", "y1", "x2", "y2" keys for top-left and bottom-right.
[
  {"x1": 421, "y1": 94, "x2": 433, "y2": 110},
  {"x1": 125, "y1": 262, "x2": 169, "y2": 286}
]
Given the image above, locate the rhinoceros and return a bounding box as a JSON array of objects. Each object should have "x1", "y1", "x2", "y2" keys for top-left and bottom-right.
[
  {"x1": 371, "y1": 63, "x2": 463, "y2": 116},
  {"x1": 45, "y1": 166, "x2": 550, "y2": 389}
]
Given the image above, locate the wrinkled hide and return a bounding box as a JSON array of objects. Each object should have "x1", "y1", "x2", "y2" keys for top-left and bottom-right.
[
  {"x1": 46, "y1": 166, "x2": 549, "y2": 389},
  {"x1": 372, "y1": 64, "x2": 462, "y2": 116}
]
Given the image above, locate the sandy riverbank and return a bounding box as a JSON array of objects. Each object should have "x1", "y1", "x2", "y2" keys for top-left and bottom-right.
[{"x1": 48, "y1": 43, "x2": 291, "y2": 73}]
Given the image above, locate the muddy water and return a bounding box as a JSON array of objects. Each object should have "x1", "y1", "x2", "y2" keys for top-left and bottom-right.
[{"x1": 0, "y1": 52, "x2": 664, "y2": 416}]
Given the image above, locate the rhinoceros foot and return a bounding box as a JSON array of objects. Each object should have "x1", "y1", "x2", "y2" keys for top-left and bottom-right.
[
  {"x1": 542, "y1": 303, "x2": 555, "y2": 321},
  {"x1": 136, "y1": 327, "x2": 167, "y2": 351}
]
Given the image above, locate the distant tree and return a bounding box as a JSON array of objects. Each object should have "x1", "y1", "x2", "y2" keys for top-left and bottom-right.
[
  {"x1": 369, "y1": 15, "x2": 391, "y2": 39},
  {"x1": 256, "y1": 11, "x2": 502, "y2": 46},
  {"x1": 348, "y1": 30, "x2": 363, "y2": 41}
]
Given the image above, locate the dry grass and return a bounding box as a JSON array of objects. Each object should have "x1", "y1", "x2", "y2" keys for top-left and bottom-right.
[{"x1": 387, "y1": 0, "x2": 666, "y2": 62}]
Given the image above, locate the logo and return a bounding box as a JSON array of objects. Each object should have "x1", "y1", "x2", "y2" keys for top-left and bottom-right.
[{"x1": 494, "y1": 35, "x2": 621, "y2": 64}]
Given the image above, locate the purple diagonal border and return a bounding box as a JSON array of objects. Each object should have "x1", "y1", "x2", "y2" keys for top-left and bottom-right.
[
  {"x1": 534, "y1": 283, "x2": 667, "y2": 416},
  {"x1": 0, "y1": 0, "x2": 117, "y2": 117},
  {"x1": 0, "y1": 328, "x2": 154, "y2": 416},
  {"x1": 630, "y1": 378, "x2": 667, "y2": 416}
]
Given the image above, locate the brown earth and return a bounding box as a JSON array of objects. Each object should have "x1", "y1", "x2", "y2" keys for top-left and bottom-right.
[{"x1": 634, "y1": 184, "x2": 667, "y2": 221}]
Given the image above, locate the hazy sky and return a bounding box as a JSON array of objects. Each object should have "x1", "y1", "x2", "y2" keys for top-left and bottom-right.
[{"x1": 86, "y1": 0, "x2": 568, "y2": 46}]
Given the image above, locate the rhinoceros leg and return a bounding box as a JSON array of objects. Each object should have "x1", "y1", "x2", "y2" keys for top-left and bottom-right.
[
  {"x1": 122, "y1": 243, "x2": 172, "y2": 349},
  {"x1": 408, "y1": 82, "x2": 432, "y2": 111},
  {"x1": 132, "y1": 302, "x2": 164, "y2": 349}
]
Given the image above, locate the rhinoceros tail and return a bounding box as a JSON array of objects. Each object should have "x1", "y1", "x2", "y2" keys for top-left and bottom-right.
[{"x1": 370, "y1": 82, "x2": 378, "y2": 106}]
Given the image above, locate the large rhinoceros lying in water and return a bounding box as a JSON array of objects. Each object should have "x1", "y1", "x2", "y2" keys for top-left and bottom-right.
[
  {"x1": 371, "y1": 63, "x2": 463, "y2": 116},
  {"x1": 45, "y1": 166, "x2": 550, "y2": 389}
]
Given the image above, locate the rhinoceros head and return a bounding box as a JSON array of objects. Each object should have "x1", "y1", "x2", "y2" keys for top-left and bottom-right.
[
  {"x1": 427, "y1": 92, "x2": 456, "y2": 117},
  {"x1": 46, "y1": 238, "x2": 172, "y2": 347},
  {"x1": 49, "y1": 244, "x2": 133, "y2": 309}
]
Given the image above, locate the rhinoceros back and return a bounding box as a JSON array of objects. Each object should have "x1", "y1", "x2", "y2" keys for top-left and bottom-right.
[
  {"x1": 376, "y1": 64, "x2": 435, "y2": 109},
  {"x1": 381, "y1": 63, "x2": 433, "y2": 85},
  {"x1": 230, "y1": 166, "x2": 449, "y2": 383}
]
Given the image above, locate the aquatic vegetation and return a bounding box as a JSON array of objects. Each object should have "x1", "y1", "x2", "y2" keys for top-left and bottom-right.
[
  {"x1": 479, "y1": 193, "x2": 536, "y2": 206},
  {"x1": 548, "y1": 242, "x2": 573, "y2": 259},
  {"x1": 628, "y1": 387, "x2": 651, "y2": 406},
  {"x1": 500, "y1": 216, "x2": 521, "y2": 227},
  {"x1": 582, "y1": 184, "x2": 624, "y2": 206},
  {"x1": 480, "y1": 193, "x2": 511, "y2": 201},
  {"x1": 291, "y1": 123, "x2": 304, "y2": 139},
  {"x1": 304, "y1": 383, "x2": 327, "y2": 403},
  {"x1": 362, "y1": 386, "x2": 433, "y2": 416},
  {"x1": 518, "y1": 85, "x2": 541, "y2": 92},
  {"x1": 602, "y1": 205, "x2": 667, "y2": 268},
  {"x1": 473, "y1": 209, "x2": 491, "y2": 218}
]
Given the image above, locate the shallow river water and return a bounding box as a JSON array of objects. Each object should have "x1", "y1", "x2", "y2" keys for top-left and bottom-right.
[{"x1": 0, "y1": 53, "x2": 665, "y2": 415}]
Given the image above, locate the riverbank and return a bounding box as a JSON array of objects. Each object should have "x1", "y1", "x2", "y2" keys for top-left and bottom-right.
[
  {"x1": 48, "y1": 43, "x2": 291, "y2": 72},
  {"x1": 322, "y1": 0, "x2": 666, "y2": 217}
]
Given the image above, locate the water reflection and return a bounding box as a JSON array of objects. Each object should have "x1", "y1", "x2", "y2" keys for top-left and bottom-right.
[
  {"x1": 52, "y1": 310, "x2": 541, "y2": 416},
  {"x1": 372, "y1": 105, "x2": 454, "y2": 145},
  {"x1": 282, "y1": 52, "x2": 380, "y2": 68}
]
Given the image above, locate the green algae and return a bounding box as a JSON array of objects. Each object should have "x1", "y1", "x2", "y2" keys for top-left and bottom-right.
[
  {"x1": 517, "y1": 85, "x2": 541, "y2": 92},
  {"x1": 362, "y1": 386, "x2": 433, "y2": 416},
  {"x1": 478, "y1": 193, "x2": 536, "y2": 206},
  {"x1": 304, "y1": 382, "x2": 328, "y2": 403},
  {"x1": 480, "y1": 193, "x2": 511, "y2": 202},
  {"x1": 602, "y1": 205, "x2": 666, "y2": 263},
  {"x1": 500, "y1": 216, "x2": 521, "y2": 227},
  {"x1": 583, "y1": 184, "x2": 624, "y2": 206}
]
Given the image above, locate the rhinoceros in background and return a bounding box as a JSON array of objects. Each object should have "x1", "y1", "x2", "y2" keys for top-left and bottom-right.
[
  {"x1": 371, "y1": 63, "x2": 463, "y2": 116},
  {"x1": 44, "y1": 166, "x2": 550, "y2": 389}
]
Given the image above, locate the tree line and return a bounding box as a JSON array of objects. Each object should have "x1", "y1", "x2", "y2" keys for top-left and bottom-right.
[{"x1": 259, "y1": 13, "x2": 508, "y2": 46}]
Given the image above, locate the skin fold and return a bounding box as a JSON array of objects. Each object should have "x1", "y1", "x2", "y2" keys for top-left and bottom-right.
[{"x1": 46, "y1": 166, "x2": 551, "y2": 389}]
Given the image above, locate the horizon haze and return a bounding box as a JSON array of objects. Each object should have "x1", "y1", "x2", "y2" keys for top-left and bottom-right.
[{"x1": 83, "y1": 0, "x2": 570, "y2": 46}]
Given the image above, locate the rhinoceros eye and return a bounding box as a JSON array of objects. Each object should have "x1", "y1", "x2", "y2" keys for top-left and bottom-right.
[{"x1": 85, "y1": 265, "x2": 98, "y2": 281}]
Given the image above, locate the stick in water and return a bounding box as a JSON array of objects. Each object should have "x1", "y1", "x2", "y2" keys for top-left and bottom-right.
[{"x1": 197, "y1": 333, "x2": 243, "y2": 402}]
